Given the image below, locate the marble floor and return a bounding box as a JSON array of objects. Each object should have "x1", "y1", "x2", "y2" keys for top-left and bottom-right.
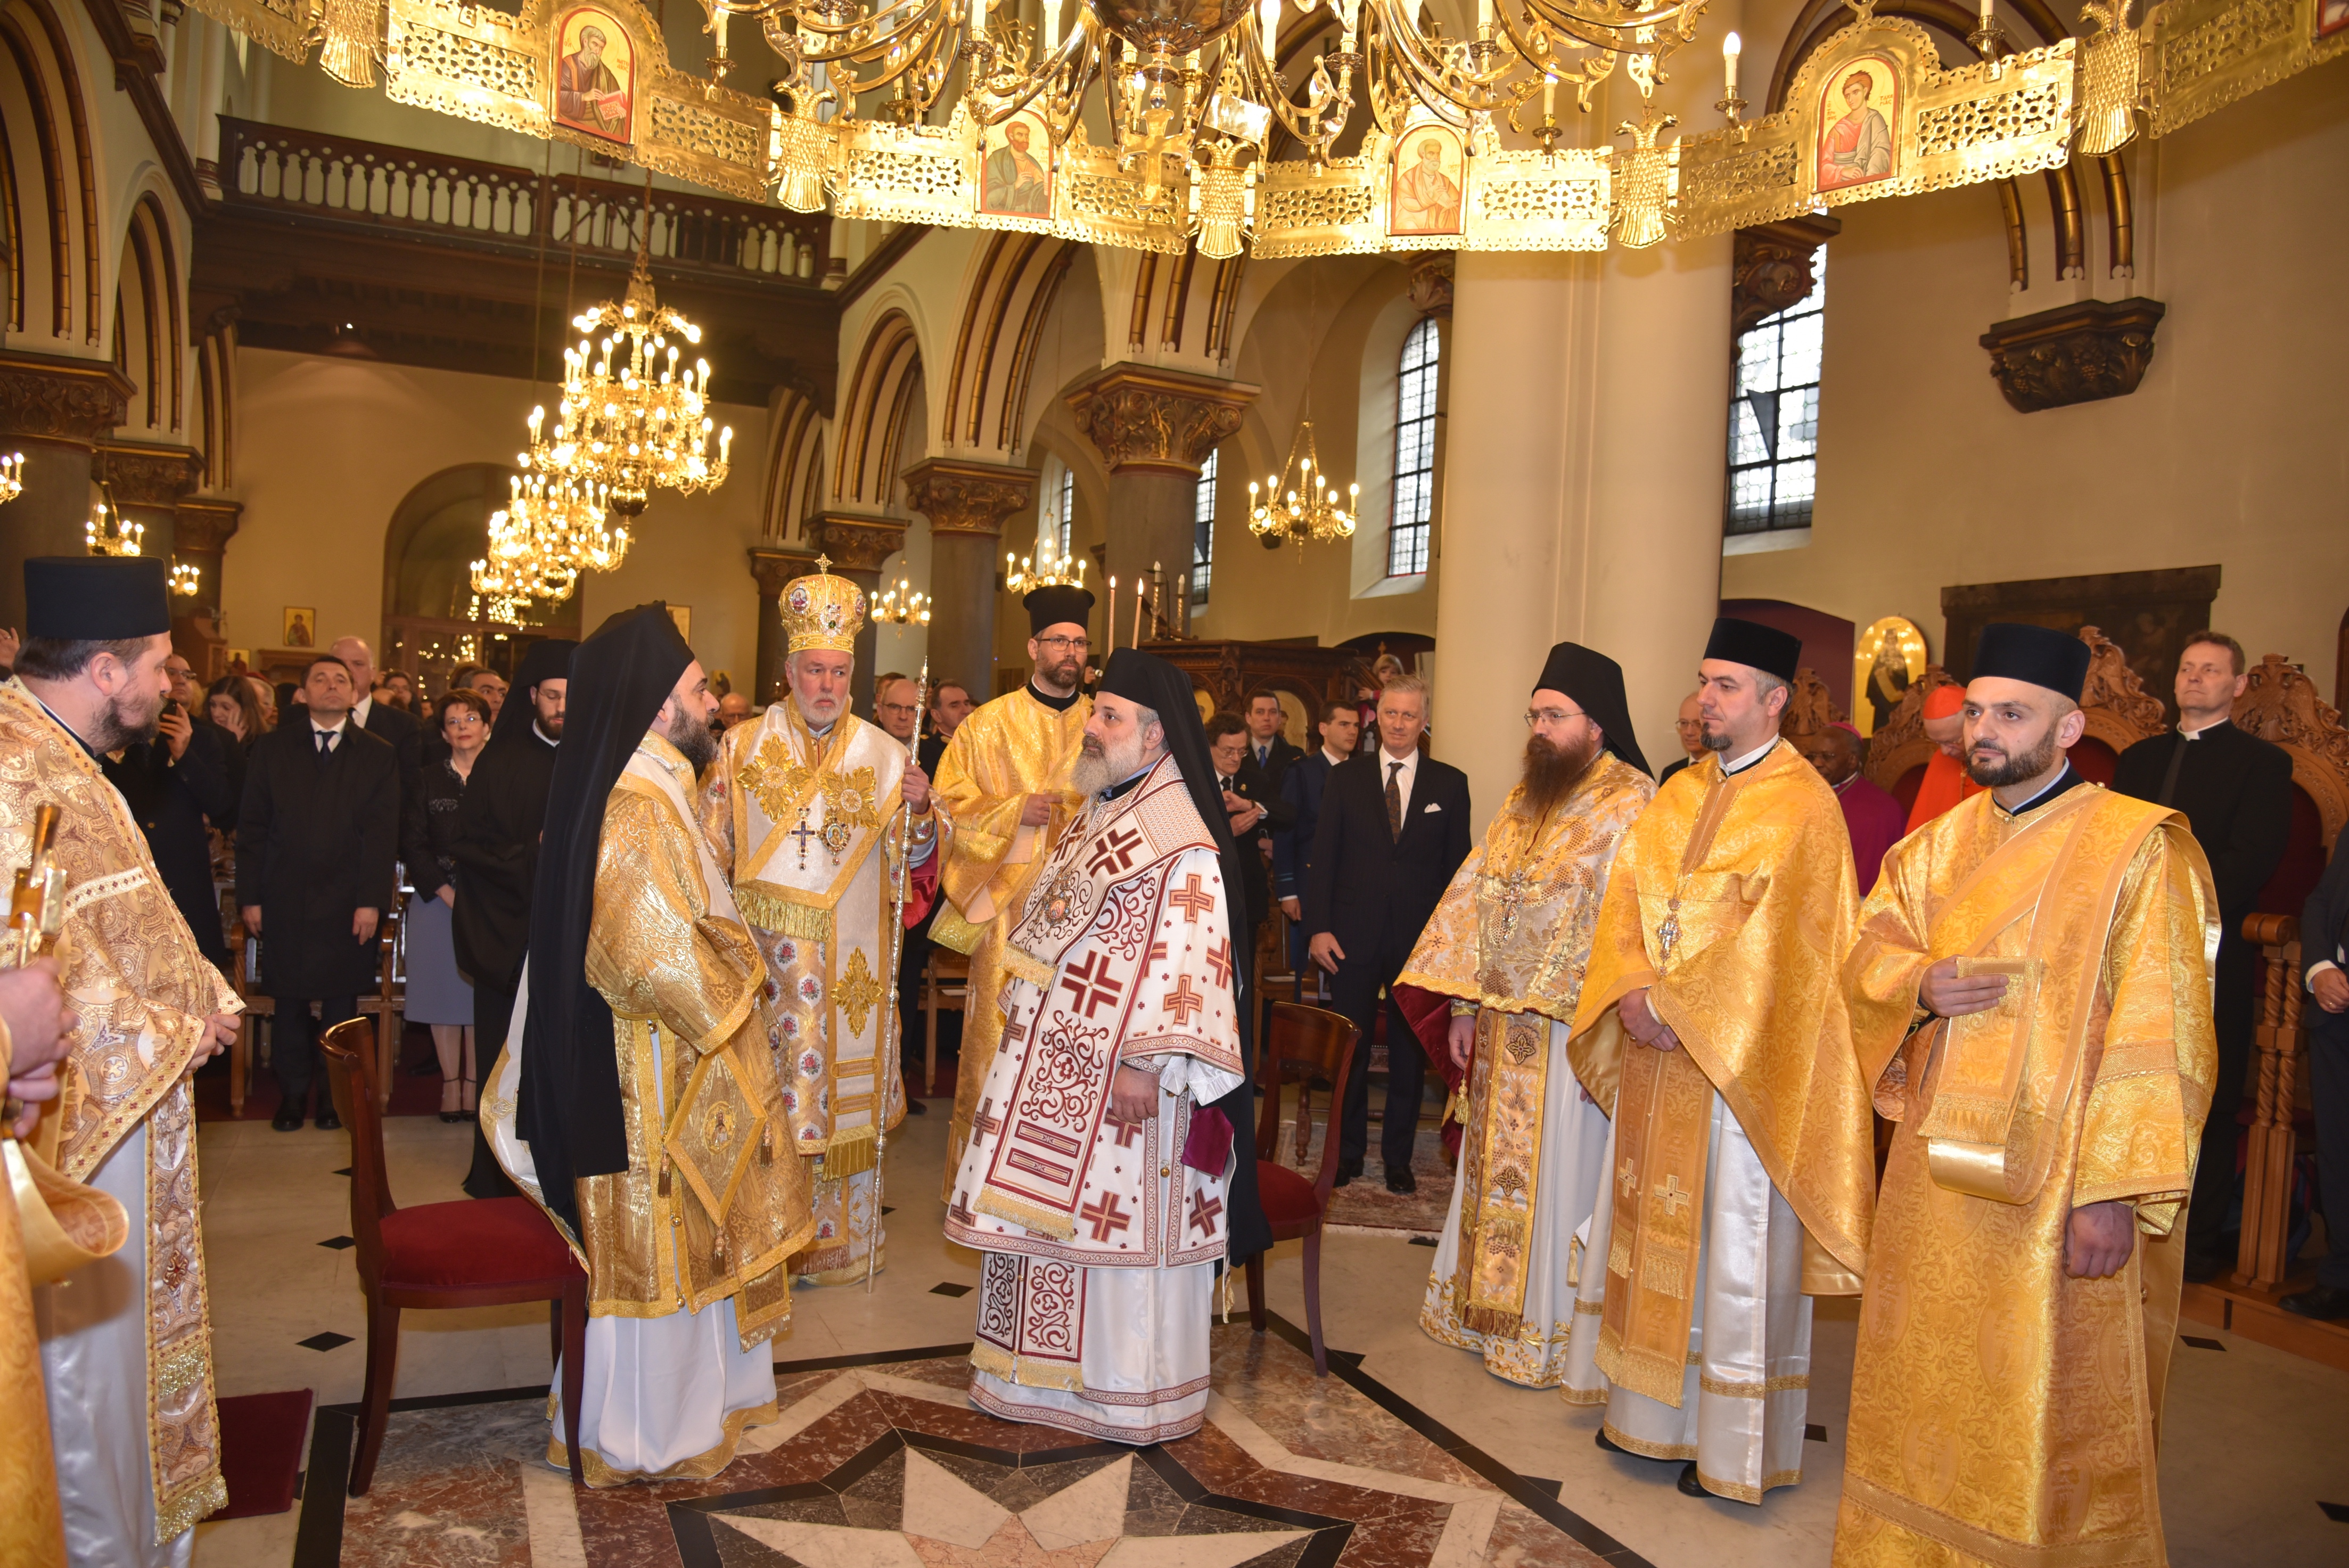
[{"x1": 188, "y1": 1106, "x2": 2349, "y2": 1567}]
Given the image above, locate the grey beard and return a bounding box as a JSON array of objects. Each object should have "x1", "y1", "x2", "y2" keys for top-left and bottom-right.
[
  {"x1": 1069, "y1": 735, "x2": 1140, "y2": 796},
  {"x1": 667, "y1": 708, "x2": 718, "y2": 772}
]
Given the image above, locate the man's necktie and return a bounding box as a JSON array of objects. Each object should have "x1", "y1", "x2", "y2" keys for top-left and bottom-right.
[
  {"x1": 315, "y1": 729, "x2": 334, "y2": 758},
  {"x1": 2156, "y1": 731, "x2": 2191, "y2": 806},
  {"x1": 1386, "y1": 761, "x2": 1403, "y2": 841}
]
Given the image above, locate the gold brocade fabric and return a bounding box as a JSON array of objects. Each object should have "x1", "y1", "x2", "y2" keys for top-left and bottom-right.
[
  {"x1": 1568, "y1": 741, "x2": 1874, "y2": 1409},
  {"x1": 1831, "y1": 786, "x2": 2216, "y2": 1568},
  {"x1": 570, "y1": 737, "x2": 814, "y2": 1340},
  {"x1": 0, "y1": 679, "x2": 233, "y2": 1541},
  {"x1": 928, "y1": 688, "x2": 1090, "y2": 1201},
  {"x1": 0, "y1": 1028, "x2": 66, "y2": 1568},
  {"x1": 1396, "y1": 756, "x2": 1652, "y2": 1337}
]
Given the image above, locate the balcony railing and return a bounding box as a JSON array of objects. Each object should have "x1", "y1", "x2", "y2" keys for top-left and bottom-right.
[{"x1": 219, "y1": 116, "x2": 827, "y2": 285}]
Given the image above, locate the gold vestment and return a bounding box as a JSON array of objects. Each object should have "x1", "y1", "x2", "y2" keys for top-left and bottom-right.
[
  {"x1": 1568, "y1": 740, "x2": 1875, "y2": 1408},
  {"x1": 1397, "y1": 753, "x2": 1653, "y2": 1347},
  {"x1": 928, "y1": 686, "x2": 1089, "y2": 1199},
  {"x1": 0, "y1": 678, "x2": 234, "y2": 1543},
  {"x1": 1833, "y1": 784, "x2": 2216, "y2": 1568},
  {"x1": 495, "y1": 734, "x2": 815, "y2": 1339},
  {"x1": 0, "y1": 1017, "x2": 66, "y2": 1568}
]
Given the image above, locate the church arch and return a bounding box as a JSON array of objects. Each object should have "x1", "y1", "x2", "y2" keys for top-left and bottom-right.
[
  {"x1": 379, "y1": 462, "x2": 582, "y2": 680},
  {"x1": 761, "y1": 387, "x2": 825, "y2": 539},
  {"x1": 832, "y1": 306, "x2": 921, "y2": 506},
  {"x1": 0, "y1": 0, "x2": 98, "y2": 344}
]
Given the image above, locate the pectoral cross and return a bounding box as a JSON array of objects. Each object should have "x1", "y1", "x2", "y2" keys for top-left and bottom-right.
[
  {"x1": 1492, "y1": 865, "x2": 1537, "y2": 941},
  {"x1": 1657, "y1": 897, "x2": 1682, "y2": 959},
  {"x1": 1652, "y1": 1172, "x2": 1692, "y2": 1218},
  {"x1": 788, "y1": 806, "x2": 818, "y2": 870}
]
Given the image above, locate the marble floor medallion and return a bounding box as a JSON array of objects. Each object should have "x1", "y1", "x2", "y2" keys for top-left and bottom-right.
[{"x1": 297, "y1": 1318, "x2": 1629, "y2": 1568}]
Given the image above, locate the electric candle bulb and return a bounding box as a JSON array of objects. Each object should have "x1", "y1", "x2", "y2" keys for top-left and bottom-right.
[{"x1": 1724, "y1": 31, "x2": 1740, "y2": 95}]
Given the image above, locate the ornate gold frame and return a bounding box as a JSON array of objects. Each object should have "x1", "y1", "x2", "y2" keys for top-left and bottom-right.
[{"x1": 2146, "y1": 0, "x2": 2349, "y2": 137}]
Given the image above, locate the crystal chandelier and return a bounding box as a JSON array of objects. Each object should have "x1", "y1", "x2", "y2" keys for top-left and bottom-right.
[
  {"x1": 0, "y1": 453, "x2": 21, "y2": 507},
  {"x1": 553, "y1": 255, "x2": 733, "y2": 519},
  {"x1": 1004, "y1": 540, "x2": 1088, "y2": 595},
  {"x1": 169, "y1": 561, "x2": 201, "y2": 597},
  {"x1": 1248, "y1": 421, "x2": 1356, "y2": 549},
  {"x1": 874, "y1": 578, "x2": 931, "y2": 626},
  {"x1": 86, "y1": 484, "x2": 143, "y2": 557}
]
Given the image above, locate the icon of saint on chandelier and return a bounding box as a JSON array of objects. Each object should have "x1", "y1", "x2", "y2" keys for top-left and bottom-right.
[{"x1": 555, "y1": 9, "x2": 635, "y2": 144}]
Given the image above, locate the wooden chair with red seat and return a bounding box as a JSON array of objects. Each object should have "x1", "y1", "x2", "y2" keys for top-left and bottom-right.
[
  {"x1": 1242, "y1": 1000, "x2": 1358, "y2": 1376},
  {"x1": 319, "y1": 1017, "x2": 588, "y2": 1492}
]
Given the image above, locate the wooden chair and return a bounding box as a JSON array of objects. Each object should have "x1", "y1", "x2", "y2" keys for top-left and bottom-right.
[
  {"x1": 922, "y1": 951, "x2": 968, "y2": 1099},
  {"x1": 319, "y1": 1017, "x2": 587, "y2": 1492},
  {"x1": 1243, "y1": 1001, "x2": 1359, "y2": 1376},
  {"x1": 354, "y1": 876, "x2": 409, "y2": 1111}
]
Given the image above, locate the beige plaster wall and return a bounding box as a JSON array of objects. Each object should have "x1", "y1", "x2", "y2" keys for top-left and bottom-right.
[
  {"x1": 224, "y1": 347, "x2": 768, "y2": 679},
  {"x1": 1722, "y1": 64, "x2": 2349, "y2": 683}
]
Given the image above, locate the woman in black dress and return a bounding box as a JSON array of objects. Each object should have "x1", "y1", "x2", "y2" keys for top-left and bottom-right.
[{"x1": 404, "y1": 688, "x2": 491, "y2": 1119}]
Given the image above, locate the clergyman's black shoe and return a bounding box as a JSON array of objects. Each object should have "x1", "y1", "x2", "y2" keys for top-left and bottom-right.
[
  {"x1": 1677, "y1": 1463, "x2": 1709, "y2": 1499},
  {"x1": 2280, "y1": 1284, "x2": 2349, "y2": 1321},
  {"x1": 270, "y1": 1105, "x2": 303, "y2": 1132},
  {"x1": 1333, "y1": 1162, "x2": 1362, "y2": 1190},
  {"x1": 1596, "y1": 1429, "x2": 1630, "y2": 1456},
  {"x1": 314, "y1": 1107, "x2": 341, "y2": 1132},
  {"x1": 1384, "y1": 1165, "x2": 1417, "y2": 1195}
]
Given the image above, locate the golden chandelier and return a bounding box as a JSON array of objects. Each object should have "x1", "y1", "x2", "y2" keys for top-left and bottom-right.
[
  {"x1": 0, "y1": 453, "x2": 21, "y2": 508},
  {"x1": 548, "y1": 255, "x2": 733, "y2": 519},
  {"x1": 1004, "y1": 540, "x2": 1089, "y2": 595},
  {"x1": 1248, "y1": 420, "x2": 1356, "y2": 549}
]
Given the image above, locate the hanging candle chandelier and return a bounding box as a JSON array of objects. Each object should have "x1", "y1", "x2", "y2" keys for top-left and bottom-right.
[
  {"x1": 86, "y1": 483, "x2": 144, "y2": 557},
  {"x1": 1005, "y1": 540, "x2": 1088, "y2": 595},
  {"x1": 1247, "y1": 421, "x2": 1357, "y2": 550},
  {"x1": 0, "y1": 453, "x2": 22, "y2": 507},
  {"x1": 874, "y1": 578, "x2": 931, "y2": 626},
  {"x1": 552, "y1": 253, "x2": 732, "y2": 519},
  {"x1": 169, "y1": 561, "x2": 201, "y2": 597}
]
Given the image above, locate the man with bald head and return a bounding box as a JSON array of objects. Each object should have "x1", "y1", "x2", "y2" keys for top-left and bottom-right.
[
  {"x1": 1835, "y1": 622, "x2": 2216, "y2": 1568},
  {"x1": 331, "y1": 633, "x2": 422, "y2": 801}
]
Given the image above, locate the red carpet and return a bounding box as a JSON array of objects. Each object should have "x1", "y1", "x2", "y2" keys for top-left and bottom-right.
[
  {"x1": 195, "y1": 1022, "x2": 458, "y2": 1123},
  {"x1": 213, "y1": 1389, "x2": 313, "y2": 1519}
]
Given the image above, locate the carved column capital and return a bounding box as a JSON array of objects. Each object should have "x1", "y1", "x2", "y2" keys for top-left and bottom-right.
[
  {"x1": 1407, "y1": 255, "x2": 1455, "y2": 319},
  {"x1": 96, "y1": 440, "x2": 204, "y2": 506},
  {"x1": 1066, "y1": 362, "x2": 1259, "y2": 478},
  {"x1": 1730, "y1": 214, "x2": 1842, "y2": 337},
  {"x1": 749, "y1": 544, "x2": 819, "y2": 599},
  {"x1": 173, "y1": 496, "x2": 243, "y2": 552},
  {"x1": 902, "y1": 457, "x2": 1036, "y2": 540},
  {"x1": 805, "y1": 513, "x2": 907, "y2": 573},
  {"x1": 0, "y1": 352, "x2": 135, "y2": 446},
  {"x1": 1980, "y1": 298, "x2": 2166, "y2": 414}
]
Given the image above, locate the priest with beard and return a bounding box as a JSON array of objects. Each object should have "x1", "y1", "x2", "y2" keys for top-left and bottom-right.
[
  {"x1": 454, "y1": 637, "x2": 573, "y2": 1198},
  {"x1": 1560, "y1": 617, "x2": 1876, "y2": 1505},
  {"x1": 946, "y1": 647, "x2": 1269, "y2": 1442},
  {"x1": 1400, "y1": 643, "x2": 1655, "y2": 1388},
  {"x1": 484, "y1": 605, "x2": 812, "y2": 1484}
]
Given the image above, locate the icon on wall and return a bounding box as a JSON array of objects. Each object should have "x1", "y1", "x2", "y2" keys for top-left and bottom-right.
[
  {"x1": 282, "y1": 608, "x2": 316, "y2": 648},
  {"x1": 1853, "y1": 615, "x2": 1928, "y2": 736}
]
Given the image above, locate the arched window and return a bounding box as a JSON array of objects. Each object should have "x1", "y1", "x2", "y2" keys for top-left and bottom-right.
[
  {"x1": 1192, "y1": 448, "x2": 1218, "y2": 606},
  {"x1": 1054, "y1": 465, "x2": 1074, "y2": 557},
  {"x1": 1726, "y1": 248, "x2": 1825, "y2": 535},
  {"x1": 1387, "y1": 317, "x2": 1440, "y2": 577}
]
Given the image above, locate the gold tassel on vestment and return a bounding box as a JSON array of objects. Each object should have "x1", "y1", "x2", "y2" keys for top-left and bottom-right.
[
  {"x1": 734, "y1": 884, "x2": 833, "y2": 942},
  {"x1": 815, "y1": 1129, "x2": 877, "y2": 1179}
]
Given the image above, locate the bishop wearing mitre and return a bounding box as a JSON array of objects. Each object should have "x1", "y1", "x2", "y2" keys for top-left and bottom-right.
[
  {"x1": 699, "y1": 562, "x2": 936, "y2": 1284},
  {"x1": 1560, "y1": 617, "x2": 1876, "y2": 1504},
  {"x1": 1834, "y1": 623, "x2": 2215, "y2": 1568},
  {"x1": 931, "y1": 582, "x2": 1095, "y2": 1196},
  {"x1": 4, "y1": 556, "x2": 241, "y2": 1563},
  {"x1": 487, "y1": 604, "x2": 812, "y2": 1484},
  {"x1": 1400, "y1": 642, "x2": 1655, "y2": 1388},
  {"x1": 946, "y1": 648, "x2": 1268, "y2": 1442}
]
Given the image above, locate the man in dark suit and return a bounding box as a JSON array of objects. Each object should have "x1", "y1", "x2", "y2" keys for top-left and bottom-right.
[
  {"x1": 101, "y1": 674, "x2": 237, "y2": 973},
  {"x1": 1243, "y1": 691, "x2": 1305, "y2": 792},
  {"x1": 331, "y1": 634, "x2": 422, "y2": 795},
  {"x1": 920, "y1": 679, "x2": 972, "y2": 777},
  {"x1": 2287, "y1": 833, "x2": 2349, "y2": 1319},
  {"x1": 1275, "y1": 700, "x2": 1361, "y2": 985},
  {"x1": 2110, "y1": 630, "x2": 2294, "y2": 1279},
  {"x1": 237, "y1": 653, "x2": 401, "y2": 1131},
  {"x1": 1206, "y1": 711, "x2": 1294, "y2": 958},
  {"x1": 1658, "y1": 690, "x2": 1705, "y2": 784},
  {"x1": 1304, "y1": 675, "x2": 1471, "y2": 1192}
]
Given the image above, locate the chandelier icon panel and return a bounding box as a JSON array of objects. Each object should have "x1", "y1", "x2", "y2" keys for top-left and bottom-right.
[{"x1": 183, "y1": 0, "x2": 2345, "y2": 258}]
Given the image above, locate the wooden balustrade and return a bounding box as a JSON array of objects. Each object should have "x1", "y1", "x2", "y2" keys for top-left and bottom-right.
[
  {"x1": 218, "y1": 116, "x2": 827, "y2": 285},
  {"x1": 2233, "y1": 912, "x2": 2308, "y2": 1292}
]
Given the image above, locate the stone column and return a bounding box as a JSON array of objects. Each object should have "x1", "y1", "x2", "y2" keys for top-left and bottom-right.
[
  {"x1": 748, "y1": 543, "x2": 817, "y2": 704},
  {"x1": 173, "y1": 497, "x2": 243, "y2": 679},
  {"x1": 902, "y1": 457, "x2": 1035, "y2": 698},
  {"x1": 0, "y1": 352, "x2": 134, "y2": 632},
  {"x1": 1433, "y1": 226, "x2": 1732, "y2": 828},
  {"x1": 806, "y1": 513, "x2": 906, "y2": 713},
  {"x1": 1066, "y1": 363, "x2": 1258, "y2": 644}
]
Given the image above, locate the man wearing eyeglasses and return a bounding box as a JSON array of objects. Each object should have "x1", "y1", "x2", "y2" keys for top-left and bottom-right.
[{"x1": 930, "y1": 584, "x2": 1098, "y2": 1196}]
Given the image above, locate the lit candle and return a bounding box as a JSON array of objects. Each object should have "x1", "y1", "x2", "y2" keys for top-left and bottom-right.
[
  {"x1": 1723, "y1": 31, "x2": 1740, "y2": 97},
  {"x1": 1135, "y1": 575, "x2": 1145, "y2": 645},
  {"x1": 1260, "y1": 0, "x2": 1279, "y2": 63},
  {"x1": 1476, "y1": 0, "x2": 1492, "y2": 34},
  {"x1": 1042, "y1": 0, "x2": 1059, "y2": 54},
  {"x1": 971, "y1": 0, "x2": 984, "y2": 35},
  {"x1": 712, "y1": 6, "x2": 728, "y2": 57},
  {"x1": 1543, "y1": 71, "x2": 1556, "y2": 120},
  {"x1": 1106, "y1": 576, "x2": 1117, "y2": 653}
]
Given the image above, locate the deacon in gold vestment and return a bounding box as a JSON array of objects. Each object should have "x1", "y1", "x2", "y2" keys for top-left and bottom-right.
[
  {"x1": 698, "y1": 563, "x2": 935, "y2": 1284},
  {"x1": 1834, "y1": 624, "x2": 2216, "y2": 1568},
  {"x1": 1403, "y1": 643, "x2": 1655, "y2": 1388},
  {"x1": 488, "y1": 605, "x2": 812, "y2": 1486},
  {"x1": 1560, "y1": 618, "x2": 1875, "y2": 1504},
  {"x1": 4, "y1": 557, "x2": 240, "y2": 1565},
  {"x1": 932, "y1": 582, "x2": 1094, "y2": 1196}
]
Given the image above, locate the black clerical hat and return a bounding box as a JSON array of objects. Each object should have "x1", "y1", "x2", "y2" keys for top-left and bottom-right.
[
  {"x1": 1971, "y1": 623, "x2": 2091, "y2": 702},
  {"x1": 1024, "y1": 584, "x2": 1095, "y2": 637},
  {"x1": 1703, "y1": 616, "x2": 1803, "y2": 683},
  {"x1": 1534, "y1": 641, "x2": 1650, "y2": 777},
  {"x1": 23, "y1": 555, "x2": 170, "y2": 641}
]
